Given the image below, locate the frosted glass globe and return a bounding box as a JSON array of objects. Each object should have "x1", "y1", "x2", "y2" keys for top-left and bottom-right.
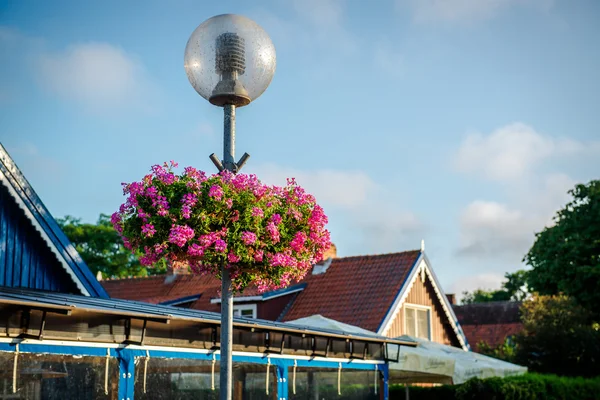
[{"x1": 184, "y1": 14, "x2": 276, "y2": 107}]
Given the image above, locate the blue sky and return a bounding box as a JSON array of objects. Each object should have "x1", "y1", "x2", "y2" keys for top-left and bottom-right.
[{"x1": 1, "y1": 0, "x2": 599, "y2": 297}]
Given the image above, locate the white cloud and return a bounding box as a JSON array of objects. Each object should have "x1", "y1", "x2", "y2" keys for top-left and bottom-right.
[
  {"x1": 38, "y1": 43, "x2": 157, "y2": 112},
  {"x1": 457, "y1": 200, "x2": 539, "y2": 259},
  {"x1": 249, "y1": 164, "x2": 377, "y2": 209},
  {"x1": 456, "y1": 170, "x2": 576, "y2": 260},
  {"x1": 398, "y1": 0, "x2": 554, "y2": 24},
  {"x1": 249, "y1": 163, "x2": 425, "y2": 254},
  {"x1": 454, "y1": 123, "x2": 590, "y2": 181}
]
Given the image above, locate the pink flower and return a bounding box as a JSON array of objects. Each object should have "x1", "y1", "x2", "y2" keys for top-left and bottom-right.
[
  {"x1": 225, "y1": 198, "x2": 233, "y2": 209},
  {"x1": 241, "y1": 231, "x2": 257, "y2": 245},
  {"x1": 251, "y1": 207, "x2": 264, "y2": 217},
  {"x1": 254, "y1": 250, "x2": 264, "y2": 262},
  {"x1": 142, "y1": 224, "x2": 156, "y2": 238},
  {"x1": 209, "y1": 185, "x2": 224, "y2": 200},
  {"x1": 266, "y1": 222, "x2": 280, "y2": 243},
  {"x1": 271, "y1": 213, "x2": 282, "y2": 225},
  {"x1": 290, "y1": 231, "x2": 307, "y2": 252},
  {"x1": 228, "y1": 252, "x2": 240, "y2": 263},
  {"x1": 153, "y1": 243, "x2": 167, "y2": 254},
  {"x1": 214, "y1": 239, "x2": 227, "y2": 253},
  {"x1": 168, "y1": 224, "x2": 195, "y2": 247},
  {"x1": 187, "y1": 243, "x2": 204, "y2": 257}
]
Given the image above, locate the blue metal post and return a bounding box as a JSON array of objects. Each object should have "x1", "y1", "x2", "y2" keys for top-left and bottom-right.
[
  {"x1": 116, "y1": 348, "x2": 135, "y2": 400},
  {"x1": 278, "y1": 365, "x2": 289, "y2": 400}
]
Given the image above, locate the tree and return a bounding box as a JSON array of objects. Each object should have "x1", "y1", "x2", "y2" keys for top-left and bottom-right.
[
  {"x1": 461, "y1": 270, "x2": 529, "y2": 304},
  {"x1": 524, "y1": 180, "x2": 600, "y2": 321},
  {"x1": 513, "y1": 294, "x2": 600, "y2": 377},
  {"x1": 57, "y1": 214, "x2": 165, "y2": 278}
]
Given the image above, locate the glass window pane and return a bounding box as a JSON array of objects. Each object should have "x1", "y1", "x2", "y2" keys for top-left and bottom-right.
[
  {"x1": 240, "y1": 309, "x2": 254, "y2": 318},
  {"x1": 233, "y1": 362, "x2": 276, "y2": 400},
  {"x1": 0, "y1": 350, "x2": 119, "y2": 399},
  {"x1": 405, "y1": 307, "x2": 416, "y2": 337},
  {"x1": 417, "y1": 309, "x2": 430, "y2": 340},
  {"x1": 134, "y1": 357, "x2": 219, "y2": 399},
  {"x1": 134, "y1": 357, "x2": 276, "y2": 400},
  {"x1": 288, "y1": 367, "x2": 379, "y2": 400}
]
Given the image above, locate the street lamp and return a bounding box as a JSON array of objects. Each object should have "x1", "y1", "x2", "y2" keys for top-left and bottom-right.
[{"x1": 184, "y1": 14, "x2": 276, "y2": 400}]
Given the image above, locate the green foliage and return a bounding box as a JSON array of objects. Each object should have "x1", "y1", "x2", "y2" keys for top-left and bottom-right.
[
  {"x1": 513, "y1": 294, "x2": 600, "y2": 377},
  {"x1": 461, "y1": 288, "x2": 511, "y2": 304},
  {"x1": 461, "y1": 270, "x2": 529, "y2": 304},
  {"x1": 524, "y1": 180, "x2": 600, "y2": 321},
  {"x1": 478, "y1": 336, "x2": 518, "y2": 363},
  {"x1": 389, "y1": 374, "x2": 600, "y2": 400},
  {"x1": 57, "y1": 214, "x2": 165, "y2": 278}
]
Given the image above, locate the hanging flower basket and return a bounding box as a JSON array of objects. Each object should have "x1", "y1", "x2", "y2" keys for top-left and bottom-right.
[{"x1": 112, "y1": 162, "x2": 330, "y2": 292}]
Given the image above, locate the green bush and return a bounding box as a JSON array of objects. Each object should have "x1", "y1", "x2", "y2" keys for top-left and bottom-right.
[{"x1": 389, "y1": 374, "x2": 600, "y2": 400}]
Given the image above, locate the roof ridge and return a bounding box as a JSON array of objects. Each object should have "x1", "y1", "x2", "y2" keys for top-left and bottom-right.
[
  {"x1": 103, "y1": 274, "x2": 169, "y2": 282},
  {"x1": 332, "y1": 249, "x2": 421, "y2": 260}
]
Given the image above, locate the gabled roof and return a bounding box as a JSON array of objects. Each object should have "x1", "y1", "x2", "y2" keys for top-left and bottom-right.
[
  {"x1": 0, "y1": 143, "x2": 108, "y2": 298},
  {"x1": 281, "y1": 251, "x2": 420, "y2": 332},
  {"x1": 376, "y1": 252, "x2": 470, "y2": 350}
]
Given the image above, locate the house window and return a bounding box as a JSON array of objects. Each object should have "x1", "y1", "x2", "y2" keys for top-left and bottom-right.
[
  {"x1": 233, "y1": 304, "x2": 257, "y2": 319},
  {"x1": 405, "y1": 304, "x2": 431, "y2": 340}
]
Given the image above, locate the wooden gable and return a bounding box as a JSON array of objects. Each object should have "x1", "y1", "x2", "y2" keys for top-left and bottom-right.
[
  {"x1": 377, "y1": 255, "x2": 469, "y2": 350},
  {"x1": 384, "y1": 273, "x2": 461, "y2": 347}
]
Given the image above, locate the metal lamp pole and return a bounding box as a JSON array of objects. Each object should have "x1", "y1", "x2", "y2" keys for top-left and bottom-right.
[{"x1": 184, "y1": 14, "x2": 276, "y2": 400}]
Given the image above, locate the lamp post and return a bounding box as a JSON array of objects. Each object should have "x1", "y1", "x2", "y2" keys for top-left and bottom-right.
[{"x1": 184, "y1": 14, "x2": 276, "y2": 400}]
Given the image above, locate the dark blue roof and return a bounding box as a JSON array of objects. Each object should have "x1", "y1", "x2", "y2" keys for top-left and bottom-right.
[{"x1": 0, "y1": 143, "x2": 108, "y2": 298}]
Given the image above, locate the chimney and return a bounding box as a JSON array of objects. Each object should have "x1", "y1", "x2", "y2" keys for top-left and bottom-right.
[
  {"x1": 322, "y1": 243, "x2": 337, "y2": 261},
  {"x1": 165, "y1": 260, "x2": 190, "y2": 284},
  {"x1": 446, "y1": 293, "x2": 456, "y2": 305}
]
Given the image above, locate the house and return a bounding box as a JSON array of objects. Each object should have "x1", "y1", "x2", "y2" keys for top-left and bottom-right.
[
  {"x1": 0, "y1": 143, "x2": 416, "y2": 400},
  {"x1": 0, "y1": 143, "x2": 107, "y2": 298},
  {"x1": 452, "y1": 301, "x2": 523, "y2": 352},
  {"x1": 103, "y1": 245, "x2": 470, "y2": 350}
]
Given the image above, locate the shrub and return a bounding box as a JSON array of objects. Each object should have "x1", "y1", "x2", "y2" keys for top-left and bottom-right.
[{"x1": 389, "y1": 374, "x2": 600, "y2": 400}]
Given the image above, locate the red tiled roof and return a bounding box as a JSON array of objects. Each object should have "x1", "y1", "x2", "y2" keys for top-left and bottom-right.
[
  {"x1": 281, "y1": 250, "x2": 421, "y2": 332},
  {"x1": 102, "y1": 274, "x2": 222, "y2": 312},
  {"x1": 102, "y1": 250, "x2": 422, "y2": 333},
  {"x1": 461, "y1": 323, "x2": 523, "y2": 350}
]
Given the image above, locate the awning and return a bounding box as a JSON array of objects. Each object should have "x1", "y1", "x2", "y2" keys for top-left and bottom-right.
[{"x1": 390, "y1": 336, "x2": 527, "y2": 385}]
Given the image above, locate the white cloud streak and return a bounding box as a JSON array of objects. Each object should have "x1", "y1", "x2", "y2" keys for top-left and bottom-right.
[
  {"x1": 398, "y1": 0, "x2": 555, "y2": 24},
  {"x1": 38, "y1": 43, "x2": 157, "y2": 112},
  {"x1": 454, "y1": 123, "x2": 592, "y2": 182}
]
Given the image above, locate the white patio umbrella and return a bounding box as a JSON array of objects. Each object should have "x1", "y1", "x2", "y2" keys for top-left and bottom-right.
[{"x1": 393, "y1": 336, "x2": 527, "y2": 385}]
